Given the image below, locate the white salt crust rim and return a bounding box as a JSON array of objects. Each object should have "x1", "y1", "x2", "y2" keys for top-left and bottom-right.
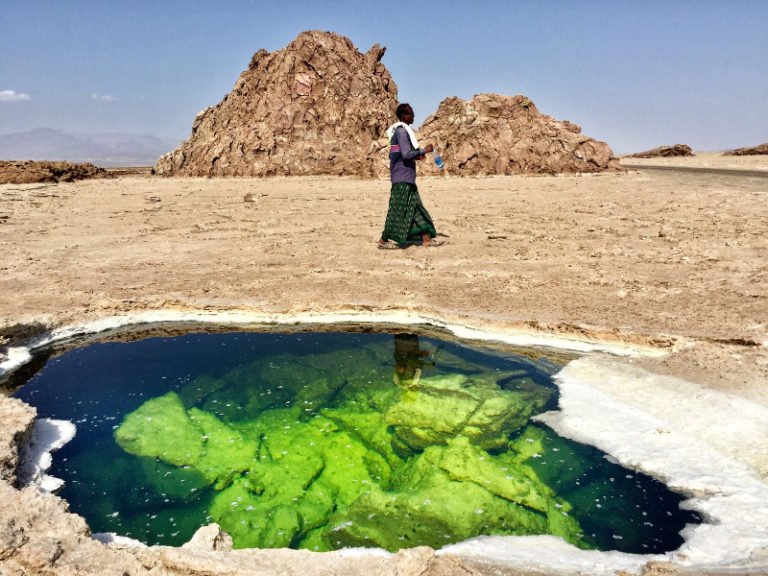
[
  {"x1": 4, "y1": 310, "x2": 768, "y2": 575},
  {"x1": 17, "y1": 418, "x2": 76, "y2": 492}
]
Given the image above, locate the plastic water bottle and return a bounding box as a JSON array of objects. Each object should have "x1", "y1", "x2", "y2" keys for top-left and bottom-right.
[{"x1": 433, "y1": 149, "x2": 445, "y2": 171}]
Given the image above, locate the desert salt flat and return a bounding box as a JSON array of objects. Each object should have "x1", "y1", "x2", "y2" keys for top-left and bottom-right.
[{"x1": 1, "y1": 162, "x2": 768, "y2": 576}]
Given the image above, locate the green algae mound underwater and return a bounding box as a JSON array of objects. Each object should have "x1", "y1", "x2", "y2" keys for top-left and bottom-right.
[{"x1": 115, "y1": 338, "x2": 587, "y2": 551}]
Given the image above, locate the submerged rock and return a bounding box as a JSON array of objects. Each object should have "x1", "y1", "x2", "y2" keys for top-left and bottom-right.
[
  {"x1": 114, "y1": 392, "x2": 259, "y2": 487},
  {"x1": 385, "y1": 373, "x2": 552, "y2": 451},
  {"x1": 321, "y1": 404, "x2": 403, "y2": 470},
  {"x1": 325, "y1": 437, "x2": 584, "y2": 550},
  {"x1": 178, "y1": 344, "x2": 393, "y2": 420},
  {"x1": 136, "y1": 458, "x2": 210, "y2": 502},
  {"x1": 114, "y1": 392, "x2": 206, "y2": 466},
  {"x1": 209, "y1": 409, "x2": 384, "y2": 549},
  {"x1": 188, "y1": 407, "x2": 260, "y2": 488},
  {"x1": 113, "y1": 358, "x2": 579, "y2": 551}
]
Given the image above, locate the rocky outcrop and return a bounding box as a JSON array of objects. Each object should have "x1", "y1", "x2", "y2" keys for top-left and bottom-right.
[
  {"x1": 0, "y1": 161, "x2": 112, "y2": 184},
  {"x1": 626, "y1": 144, "x2": 694, "y2": 158},
  {"x1": 155, "y1": 32, "x2": 623, "y2": 178},
  {"x1": 0, "y1": 397, "x2": 35, "y2": 484},
  {"x1": 724, "y1": 143, "x2": 768, "y2": 156},
  {"x1": 417, "y1": 94, "x2": 621, "y2": 175},
  {"x1": 154, "y1": 31, "x2": 397, "y2": 177}
]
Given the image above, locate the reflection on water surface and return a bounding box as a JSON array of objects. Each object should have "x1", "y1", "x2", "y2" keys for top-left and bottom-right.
[{"x1": 11, "y1": 330, "x2": 699, "y2": 552}]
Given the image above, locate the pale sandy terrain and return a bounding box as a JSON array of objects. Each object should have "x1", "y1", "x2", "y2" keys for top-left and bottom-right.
[{"x1": 1, "y1": 160, "x2": 768, "y2": 576}]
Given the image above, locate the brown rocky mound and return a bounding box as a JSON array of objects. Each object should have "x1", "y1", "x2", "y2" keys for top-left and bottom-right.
[
  {"x1": 0, "y1": 161, "x2": 112, "y2": 184},
  {"x1": 154, "y1": 31, "x2": 397, "y2": 177},
  {"x1": 724, "y1": 142, "x2": 768, "y2": 156},
  {"x1": 626, "y1": 144, "x2": 694, "y2": 158},
  {"x1": 417, "y1": 94, "x2": 620, "y2": 175},
  {"x1": 155, "y1": 31, "x2": 622, "y2": 178}
]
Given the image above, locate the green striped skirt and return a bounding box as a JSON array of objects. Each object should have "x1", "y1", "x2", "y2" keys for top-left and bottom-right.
[{"x1": 381, "y1": 182, "x2": 437, "y2": 246}]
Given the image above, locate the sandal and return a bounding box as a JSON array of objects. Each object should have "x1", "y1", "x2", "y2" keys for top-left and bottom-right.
[
  {"x1": 421, "y1": 239, "x2": 445, "y2": 248},
  {"x1": 377, "y1": 241, "x2": 402, "y2": 250}
]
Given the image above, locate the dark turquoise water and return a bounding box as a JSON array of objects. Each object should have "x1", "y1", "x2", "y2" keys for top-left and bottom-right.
[{"x1": 9, "y1": 330, "x2": 699, "y2": 552}]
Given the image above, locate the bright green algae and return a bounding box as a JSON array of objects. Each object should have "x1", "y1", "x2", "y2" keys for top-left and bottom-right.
[{"x1": 115, "y1": 343, "x2": 587, "y2": 551}]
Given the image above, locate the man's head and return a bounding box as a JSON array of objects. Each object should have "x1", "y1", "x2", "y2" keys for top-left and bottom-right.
[{"x1": 396, "y1": 103, "x2": 415, "y2": 124}]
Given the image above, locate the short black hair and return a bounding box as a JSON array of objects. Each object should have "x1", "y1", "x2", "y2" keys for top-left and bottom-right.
[{"x1": 396, "y1": 103, "x2": 412, "y2": 120}]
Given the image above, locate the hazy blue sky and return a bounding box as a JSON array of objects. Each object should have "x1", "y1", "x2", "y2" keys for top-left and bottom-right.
[{"x1": 1, "y1": 0, "x2": 766, "y2": 153}]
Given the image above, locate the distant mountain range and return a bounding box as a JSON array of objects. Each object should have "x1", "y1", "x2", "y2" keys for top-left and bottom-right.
[{"x1": 0, "y1": 128, "x2": 179, "y2": 167}]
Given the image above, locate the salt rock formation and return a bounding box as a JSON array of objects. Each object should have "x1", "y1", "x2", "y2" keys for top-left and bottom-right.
[
  {"x1": 626, "y1": 144, "x2": 694, "y2": 158},
  {"x1": 154, "y1": 31, "x2": 397, "y2": 177},
  {"x1": 0, "y1": 160, "x2": 112, "y2": 184},
  {"x1": 417, "y1": 94, "x2": 620, "y2": 175},
  {"x1": 724, "y1": 142, "x2": 768, "y2": 156}
]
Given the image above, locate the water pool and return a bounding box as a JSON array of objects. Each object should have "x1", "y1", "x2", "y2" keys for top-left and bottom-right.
[{"x1": 8, "y1": 329, "x2": 699, "y2": 552}]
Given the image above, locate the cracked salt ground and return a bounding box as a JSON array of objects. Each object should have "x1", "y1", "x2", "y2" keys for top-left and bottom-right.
[{"x1": 9, "y1": 330, "x2": 698, "y2": 553}]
